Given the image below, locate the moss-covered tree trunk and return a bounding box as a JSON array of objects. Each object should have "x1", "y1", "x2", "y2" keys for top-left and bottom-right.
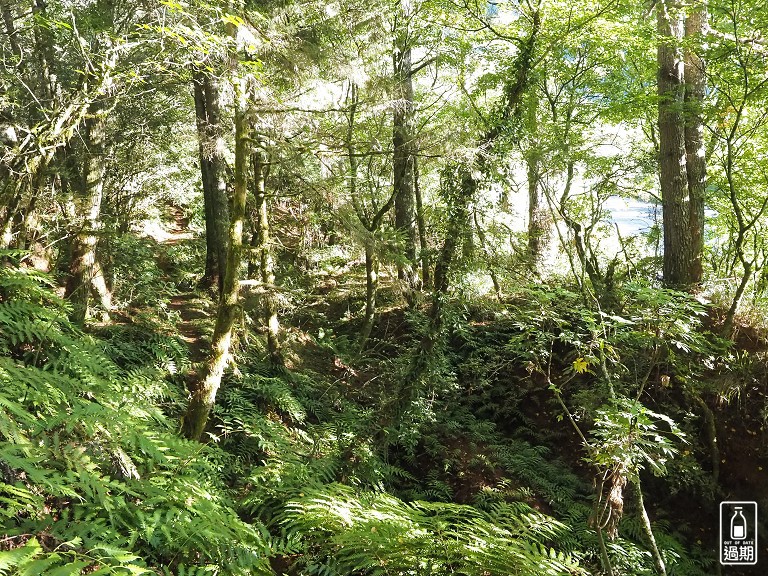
[
  {"x1": 526, "y1": 152, "x2": 548, "y2": 270},
  {"x1": 193, "y1": 71, "x2": 229, "y2": 295},
  {"x1": 183, "y1": 85, "x2": 249, "y2": 441},
  {"x1": 65, "y1": 106, "x2": 112, "y2": 324},
  {"x1": 252, "y1": 147, "x2": 283, "y2": 367},
  {"x1": 393, "y1": 0, "x2": 418, "y2": 299}
]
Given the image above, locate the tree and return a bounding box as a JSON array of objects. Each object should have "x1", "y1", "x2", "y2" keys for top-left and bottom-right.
[
  {"x1": 525, "y1": 130, "x2": 548, "y2": 271},
  {"x1": 64, "y1": 99, "x2": 114, "y2": 324},
  {"x1": 657, "y1": 0, "x2": 707, "y2": 288},
  {"x1": 684, "y1": 1, "x2": 707, "y2": 284},
  {"x1": 251, "y1": 145, "x2": 283, "y2": 367},
  {"x1": 392, "y1": 0, "x2": 419, "y2": 298},
  {"x1": 704, "y1": 0, "x2": 768, "y2": 332},
  {"x1": 193, "y1": 71, "x2": 230, "y2": 295},
  {"x1": 397, "y1": 0, "x2": 541, "y2": 420},
  {"x1": 0, "y1": 0, "x2": 175, "y2": 319},
  {"x1": 340, "y1": 80, "x2": 398, "y2": 352},
  {"x1": 184, "y1": 70, "x2": 251, "y2": 440}
]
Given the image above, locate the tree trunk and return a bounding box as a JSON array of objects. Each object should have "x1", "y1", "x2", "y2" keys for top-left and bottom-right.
[
  {"x1": 183, "y1": 82, "x2": 249, "y2": 441},
  {"x1": 631, "y1": 479, "x2": 667, "y2": 576},
  {"x1": 17, "y1": 187, "x2": 41, "y2": 249},
  {"x1": 724, "y1": 260, "x2": 752, "y2": 334},
  {"x1": 658, "y1": 0, "x2": 694, "y2": 288},
  {"x1": 525, "y1": 88, "x2": 549, "y2": 271},
  {"x1": 65, "y1": 107, "x2": 111, "y2": 324},
  {"x1": 0, "y1": 183, "x2": 23, "y2": 249},
  {"x1": 359, "y1": 241, "x2": 379, "y2": 353},
  {"x1": 413, "y1": 154, "x2": 431, "y2": 289},
  {"x1": 684, "y1": 1, "x2": 707, "y2": 285},
  {"x1": 0, "y1": 0, "x2": 21, "y2": 63},
  {"x1": 193, "y1": 71, "x2": 229, "y2": 295},
  {"x1": 595, "y1": 522, "x2": 614, "y2": 576},
  {"x1": 248, "y1": 229, "x2": 258, "y2": 278},
  {"x1": 393, "y1": 1, "x2": 418, "y2": 298},
  {"x1": 252, "y1": 147, "x2": 283, "y2": 367},
  {"x1": 397, "y1": 166, "x2": 476, "y2": 419},
  {"x1": 526, "y1": 152, "x2": 548, "y2": 271}
]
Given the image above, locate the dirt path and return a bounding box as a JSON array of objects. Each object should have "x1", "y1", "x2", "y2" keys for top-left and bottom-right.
[
  {"x1": 168, "y1": 292, "x2": 211, "y2": 363},
  {"x1": 153, "y1": 207, "x2": 212, "y2": 364}
]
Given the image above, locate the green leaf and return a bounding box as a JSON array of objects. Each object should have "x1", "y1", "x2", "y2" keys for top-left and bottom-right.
[{"x1": 45, "y1": 560, "x2": 91, "y2": 576}]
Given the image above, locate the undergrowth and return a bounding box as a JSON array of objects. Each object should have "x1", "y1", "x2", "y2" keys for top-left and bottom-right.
[
  {"x1": 0, "y1": 262, "x2": 271, "y2": 575},
  {"x1": 0, "y1": 256, "x2": 730, "y2": 575}
]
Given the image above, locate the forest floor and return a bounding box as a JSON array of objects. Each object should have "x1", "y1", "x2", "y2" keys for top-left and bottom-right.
[
  {"x1": 154, "y1": 209, "x2": 214, "y2": 365},
  {"x1": 167, "y1": 292, "x2": 211, "y2": 362},
  {"x1": 293, "y1": 279, "x2": 768, "y2": 574},
  {"x1": 142, "y1": 211, "x2": 768, "y2": 574}
]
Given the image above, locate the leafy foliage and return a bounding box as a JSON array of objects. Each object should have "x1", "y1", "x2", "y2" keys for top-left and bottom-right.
[
  {"x1": 280, "y1": 483, "x2": 585, "y2": 576},
  {"x1": 0, "y1": 264, "x2": 271, "y2": 575},
  {"x1": 5, "y1": 0, "x2": 768, "y2": 573}
]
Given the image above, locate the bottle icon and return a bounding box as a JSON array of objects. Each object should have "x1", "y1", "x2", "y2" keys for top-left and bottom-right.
[{"x1": 731, "y1": 507, "x2": 747, "y2": 540}]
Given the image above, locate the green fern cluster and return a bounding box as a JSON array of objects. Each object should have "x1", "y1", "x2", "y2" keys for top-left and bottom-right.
[
  {"x1": 230, "y1": 372, "x2": 404, "y2": 522},
  {"x1": 0, "y1": 536, "x2": 150, "y2": 576},
  {"x1": 0, "y1": 263, "x2": 271, "y2": 575},
  {"x1": 278, "y1": 483, "x2": 586, "y2": 575},
  {"x1": 0, "y1": 261, "x2": 720, "y2": 576}
]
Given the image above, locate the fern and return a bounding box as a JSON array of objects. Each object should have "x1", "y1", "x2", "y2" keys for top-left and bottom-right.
[
  {"x1": 278, "y1": 484, "x2": 586, "y2": 575},
  {"x1": 0, "y1": 264, "x2": 272, "y2": 575},
  {"x1": 0, "y1": 537, "x2": 151, "y2": 576}
]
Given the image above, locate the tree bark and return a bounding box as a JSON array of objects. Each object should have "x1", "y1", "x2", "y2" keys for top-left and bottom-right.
[
  {"x1": 413, "y1": 154, "x2": 431, "y2": 289},
  {"x1": 658, "y1": 0, "x2": 700, "y2": 288},
  {"x1": 184, "y1": 83, "x2": 249, "y2": 441},
  {"x1": 193, "y1": 71, "x2": 229, "y2": 295},
  {"x1": 525, "y1": 88, "x2": 549, "y2": 271},
  {"x1": 252, "y1": 147, "x2": 283, "y2": 368},
  {"x1": 65, "y1": 106, "x2": 112, "y2": 324},
  {"x1": 17, "y1": 186, "x2": 42, "y2": 249},
  {"x1": 393, "y1": 0, "x2": 418, "y2": 298},
  {"x1": 684, "y1": 1, "x2": 707, "y2": 285},
  {"x1": 526, "y1": 152, "x2": 548, "y2": 271}
]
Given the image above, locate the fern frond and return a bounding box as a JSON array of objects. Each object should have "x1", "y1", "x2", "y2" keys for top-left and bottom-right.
[{"x1": 279, "y1": 484, "x2": 586, "y2": 575}]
